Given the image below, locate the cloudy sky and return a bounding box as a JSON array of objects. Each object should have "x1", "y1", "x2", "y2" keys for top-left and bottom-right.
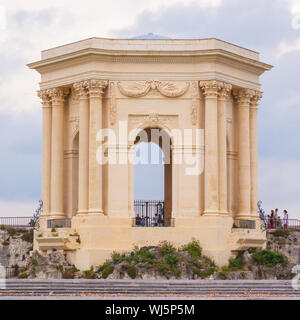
[{"x1": 0, "y1": 0, "x2": 299, "y2": 218}]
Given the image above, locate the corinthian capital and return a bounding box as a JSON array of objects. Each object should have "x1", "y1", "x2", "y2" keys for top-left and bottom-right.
[
  {"x1": 37, "y1": 90, "x2": 51, "y2": 106},
  {"x1": 47, "y1": 88, "x2": 69, "y2": 103},
  {"x1": 250, "y1": 90, "x2": 263, "y2": 108},
  {"x1": 73, "y1": 81, "x2": 89, "y2": 99},
  {"x1": 219, "y1": 83, "x2": 233, "y2": 100},
  {"x1": 233, "y1": 88, "x2": 255, "y2": 105},
  {"x1": 85, "y1": 79, "x2": 108, "y2": 98},
  {"x1": 200, "y1": 80, "x2": 223, "y2": 98}
]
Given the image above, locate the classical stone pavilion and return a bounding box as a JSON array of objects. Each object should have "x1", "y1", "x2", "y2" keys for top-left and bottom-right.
[{"x1": 28, "y1": 37, "x2": 272, "y2": 269}]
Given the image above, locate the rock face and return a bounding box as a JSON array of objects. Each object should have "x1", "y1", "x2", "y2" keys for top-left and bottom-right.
[
  {"x1": 267, "y1": 230, "x2": 300, "y2": 265},
  {"x1": 0, "y1": 229, "x2": 32, "y2": 268}
]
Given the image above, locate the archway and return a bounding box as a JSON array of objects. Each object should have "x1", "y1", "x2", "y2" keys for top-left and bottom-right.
[{"x1": 133, "y1": 127, "x2": 172, "y2": 227}]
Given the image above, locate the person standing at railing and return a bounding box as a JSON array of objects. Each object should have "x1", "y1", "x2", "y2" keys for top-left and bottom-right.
[
  {"x1": 283, "y1": 210, "x2": 288, "y2": 229},
  {"x1": 270, "y1": 210, "x2": 275, "y2": 229}
]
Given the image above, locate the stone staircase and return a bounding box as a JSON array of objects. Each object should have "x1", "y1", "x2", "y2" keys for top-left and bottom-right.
[{"x1": 0, "y1": 280, "x2": 299, "y2": 297}]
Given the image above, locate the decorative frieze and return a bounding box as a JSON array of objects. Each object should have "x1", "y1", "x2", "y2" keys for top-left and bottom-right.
[
  {"x1": 109, "y1": 82, "x2": 117, "y2": 126},
  {"x1": 117, "y1": 81, "x2": 189, "y2": 98}
]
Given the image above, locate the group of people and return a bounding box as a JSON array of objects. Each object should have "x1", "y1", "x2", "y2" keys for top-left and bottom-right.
[
  {"x1": 266, "y1": 208, "x2": 289, "y2": 229},
  {"x1": 135, "y1": 213, "x2": 164, "y2": 227}
]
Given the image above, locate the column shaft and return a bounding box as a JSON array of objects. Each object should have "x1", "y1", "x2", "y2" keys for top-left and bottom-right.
[
  {"x1": 200, "y1": 81, "x2": 222, "y2": 214},
  {"x1": 234, "y1": 89, "x2": 252, "y2": 218},
  {"x1": 38, "y1": 91, "x2": 52, "y2": 215},
  {"x1": 74, "y1": 82, "x2": 89, "y2": 214},
  {"x1": 218, "y1": 84, "x2": 232, "y2": 214},
  {"x1": 250, "y1": 91, "x2": 262, "y2": 216},
  {"x1": 87, "y1": 80, "x2": 108, "y2": 214},
  {"x1": 49, "y1": 88, "x2": 67, "y2": 217}
]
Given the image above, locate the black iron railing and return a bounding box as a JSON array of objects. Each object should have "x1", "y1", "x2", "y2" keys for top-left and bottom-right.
[
  {"x1": 133, "y1": 200, "x2": 174, "y2": 227},
  {"x1": 233, "y1": 219, "x2": 256, "y2": 229},
  {"x1": 47, "y1": 219, "x2": 72, "y2": 229}
]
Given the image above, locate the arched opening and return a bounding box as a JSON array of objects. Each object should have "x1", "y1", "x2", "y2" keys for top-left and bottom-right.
[{"x1": 133, "y1": 127, "x2": 172, "y2": 227}]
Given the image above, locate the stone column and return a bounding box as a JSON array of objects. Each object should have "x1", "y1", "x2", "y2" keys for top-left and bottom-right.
[
  {"x1": 86, "y1": 80, "x2": 108, "y2": 214},
  {"x1": 200, "y1": 80, "x2": 223, "y2": 215},
  {"x1": 250, "y1": 91, "x2": 262, "y2": 216},
  {"x1": 38, "y1": 90, "x2": 52, "y2": 215},
  {"x1": 218, "y1": 83, "x2": 232, "y2": 215},
  {"x1": 48, "y1": 88, "x2": 68, "y2": 217},
  {"x1": 74, "y1": 81, "x2": 90, "y2": 214},
  {"x1": 233, "y1": 88, "x2": 253, "y2": 219}
]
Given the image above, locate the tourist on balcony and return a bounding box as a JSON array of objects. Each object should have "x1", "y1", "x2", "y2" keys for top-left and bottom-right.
[
  {"x1": 283, "y1": 210, "x2": 288, "y2": 229},
  {"x1": 136, "y1": 214, "x2": 142, "y2": 226}
]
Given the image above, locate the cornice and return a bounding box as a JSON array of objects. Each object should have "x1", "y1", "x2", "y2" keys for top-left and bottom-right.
[{"x1": 28, "y1": 48, "x2": 272, "y2": 75}]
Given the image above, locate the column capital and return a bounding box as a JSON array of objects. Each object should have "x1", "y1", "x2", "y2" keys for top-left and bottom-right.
[
  {"x1": 37, "y1": 90, "x2": 51, "y2": 107},
  {"x1": 85, "y1": 79, "x2": 108, "y2": 98},
  {"x1": 218, "y1": 83, "x2": 233, "y2": 100},
  {"x1": 73, "y1": 81, "x2": 89, "y2": 99},
  {"x1": 47, "y1": 88, "x2": 69, "y2": 104},
  {"x1": 250, "y1": 90, "x2": 263, "y2": 108},
  {"x1": 233, "y1": 88, "x2": 255, "y2": 106},
  {"x1": 199, "y1": 80, "x2": 223, "y2": 98}
]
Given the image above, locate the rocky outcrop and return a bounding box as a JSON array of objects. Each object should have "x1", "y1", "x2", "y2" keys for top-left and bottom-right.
[{"x1": 0, "y1": 229, "x2": 32, "y2": 268}]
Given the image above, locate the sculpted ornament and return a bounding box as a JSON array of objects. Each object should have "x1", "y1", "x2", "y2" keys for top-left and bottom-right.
[
  {"x1": 117, "y1": 81, "x2": 189, "y2": 98},
  {"x1": 190, "y1": 81, "x2": 199, "y2": 126}
]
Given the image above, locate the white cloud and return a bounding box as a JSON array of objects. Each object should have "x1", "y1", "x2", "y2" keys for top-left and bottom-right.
[
  {"x1": 277, "y1": 37, "x2": 300, "y2": 57},
  {"x1": 0, "y1": 200, "x2": 36, "y2": 217}
]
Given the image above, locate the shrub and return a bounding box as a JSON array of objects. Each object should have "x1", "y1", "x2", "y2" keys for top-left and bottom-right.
[
  {"x1": 98, "y1": 262, "x2": 114, "y2": 279},
  {"x1": 83, "y1": 269, "x2": 96, "y2": 279},
  {"x1": 31, "y1": 258, "x2": 38, "y2": 266},
  {"x1": 18, "y1": 273, "x2": 28, "y2": 279},
  {"x1": 0, "y1": 225, "x2": 17, "y2": 236},
  {"x1": 182, "y1": 239, "x2": 202, "y2": 257},
  {"x1": 63, "y1": 268, "x2": 75, "y2": 279},
  {"x1": 165, "y1": 253, "x2": 180, "y2": 266},
  {"x1": 158, "y1": 262, "x2": 169, "y2": 276},
  {"x1": 21, "y1": 230, "x2": 33, "y2": 243},
  {"x1": 51, "y1": 228, "x2": 56, "y2": 233},
  {"x1": 137, "y1": 249, "x2": 156, "y2": 264},
  {"x1": 158, "y1": 241, "x2": 176, "y2": 256},
  {"x1": 112, "y1": 252, "x2": 124, "y2": 265},
  {"x1": 251, "y1": 249, "x2": 287, "y2": 267},
  {"x1": 121, "y1": 264, "x2": 137, "y2": 279}
]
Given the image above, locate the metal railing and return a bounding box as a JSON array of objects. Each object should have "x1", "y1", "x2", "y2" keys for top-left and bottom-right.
[
  {"x1": 233, "y1": 219, "x2": 256, "y2": 229},
  {"x1": 265, "y1": 218, "x2": 300, "y2": 230},
  {"x1": 0, "y1": 217, "x2": 33, "y2": 229},
  {"x1": 133, "y1": 200, "x2": 174, "y2": 227},
  {"x1": 47, "y1": 219, "x2": 72, "y2": 229},
  {"x1": 132, "y1": 217, "x2": 175, "y2": 227}
]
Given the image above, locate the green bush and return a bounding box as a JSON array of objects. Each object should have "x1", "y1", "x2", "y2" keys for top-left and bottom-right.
[
  {"x1": 182, "y1": 239, "x2": 202, "y2": 257},
  {"x1": 121, "y1": 264, "x2": 137, "y2": 279},
  {"x1": 165, "y1": 253, "x2": 180, "y2": 266},
  {"x1": 21, "y1": 230, "x2": 33, "y2": 243},
  {"x1": 31, "y1": 258, "x2": 38, "y2": 266},
  {"x1": 158, "y1": 262, "x2": 169, "y2": 276},
  {"x1": 158, "y1": 241, "x2": 176, "y2": 256},
  {"x1": 83, "y1": 269, "x2": 96, "y2": 279},
  {"x1": 112, "y1": 252, "x2": 124, "y2": 265},
  {"x1": 18, "y1": 273, "x2": 28, "y2": 279},
  {"x1": 251, "y1": 249, "x2": 287, "y2": 267},
  {"x1": 98, "y1": 262, "x2": 114, "y2": 279}
]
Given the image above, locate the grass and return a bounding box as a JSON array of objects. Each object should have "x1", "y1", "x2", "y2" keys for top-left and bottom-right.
[{"x1": 181, "y1": 239, "x2": 202, "y2": 257}]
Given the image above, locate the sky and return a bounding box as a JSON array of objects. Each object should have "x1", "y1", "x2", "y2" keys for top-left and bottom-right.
[{"x1": 0, "y1": 0, "x2": 300, "y2": 218}]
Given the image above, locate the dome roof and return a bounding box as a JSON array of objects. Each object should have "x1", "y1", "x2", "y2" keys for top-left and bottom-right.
[{"x1": 131, "y1": 33, "x2": 170, "y2": 40}]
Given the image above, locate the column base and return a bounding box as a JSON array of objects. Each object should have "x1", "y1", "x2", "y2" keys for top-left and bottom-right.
[
  {"x1": 203, "y1": 210, "x2": 220, "y2": 216},
  {"x1": 48, "y1": 212, "x2": 65, "y2": 218},
  {"x1": 235, "y1": 214, "x2": 254, "y2": 220},
  {"x1": 88, "y1": 209, "x2": 104, "y2": 215}
]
